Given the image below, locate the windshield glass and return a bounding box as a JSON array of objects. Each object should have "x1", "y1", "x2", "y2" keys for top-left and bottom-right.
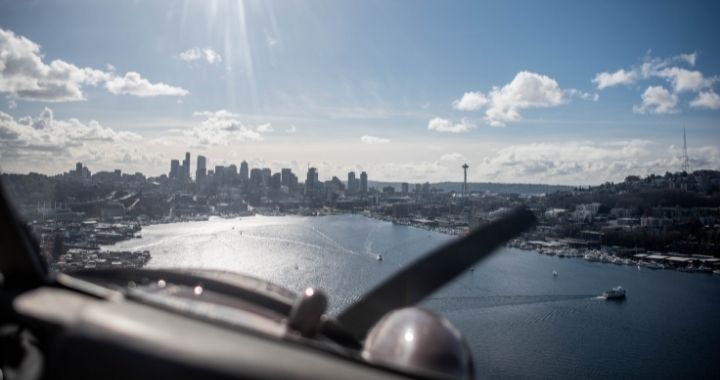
[{"x1": 1, "y1": 1, "x2": 719, "y2": 378}]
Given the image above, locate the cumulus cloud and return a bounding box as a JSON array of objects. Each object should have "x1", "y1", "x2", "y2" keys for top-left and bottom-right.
[
  {"x1": 440, "y1": 152, "x2": 462, "y2": 161},
  {"x1": 360, "y1": 135, "x2": 390, "y2": 144},
  {"x1": 285, "y1": 124, "x2": 297, "y2": 134},
  {"x1": 179, "y1": 47, "x2": 222, "y2": 64},
  {"x1": 0, "y1": 27, "x2": 187, "y2": 102},
  {"x1": 594, "y1": 52, "x2": 719, "y2": 114},
  {"x1": 474, "y1": 140, "x2": 720, "y2": 185},
  {"x1": 690, "y1": 91, "x2": 720, "y2": 110},
  {"x1": 105, "y1": 72, "x2": 189, "y2": 97},
  {"x1": 427, "y1": 117, "x2": 475, "y2": 133},
  {"x1": 256, "y1": 123, "x2": 274, "y2": 133},
  {"x1": 184, "y1": 110, "x2": 264, "y2": 147},
  {"x1": 633, "y1": 86, "x2": 679, "y2": 114},
  {"x1": 452, "y1": 91, "x2": 488, "y2": 111},
  {"x1": 0, "y1": 107, "x2": 153, "y2": 173},
  {"x1": 656, "y1": 67, "x2": 716, "y2": 93},
  {"x1": 193, "y1": 110, "x2": 239, "y2": 118},
  {"x1": 592, "y1": 69, "x2": 637, "y2": 89},
  {"x1": 450, "y1": 72, "x2": 582, "y2": 127}
]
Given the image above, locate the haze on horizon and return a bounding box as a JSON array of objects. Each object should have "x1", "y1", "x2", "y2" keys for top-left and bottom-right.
[{"x1": 0, "y1": 0, "x2": 719, "y2": 186}]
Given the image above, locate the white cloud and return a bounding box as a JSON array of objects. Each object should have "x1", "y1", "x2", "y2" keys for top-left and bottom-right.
[
  {"x1": 0, "y1": 107, "x2": 149, "y2": 172},
  {"x1": 427, "y1": 117, "x2": 475, "y2": 133},
  {"x1": 106, "y1": 63, "x2": 116, "y2": 72},
  {"x1": 483, "y1": 71, "x2": 567, "y2": 126},
  {"x1": 183, "y1": 112, "x2": 264, "y2": 147},
  {"x1": 179, "y1": 47, "x2": 222, "y2": 64},
  {"x1": 656, "y1": 67, "x2": 716, "y2": 93},
  {"x1": 285, "y1": 124, "x2": 297, "y2": 133},
  {"x1": 679, "y1": 52, "x2": 697, "y2": 66},
  {"x1": 690, "y1": 91, "x2": 720, "y2": 110},
  {"x1": 7, "y1": 99, "x2": 17, "y2": 109},
  {"x1": 256, "y1": 123, "x2": 274, "y2": 132},
  {"x1": 440, "y1": 152, "x2": 462, "y2": 161},
  {"x1": 592, "y1": 69, "x2": 637, "y2": 89},
  {"x1": 0, "y1": 27, "x2": 188, "y2": 101},
  {"x1": 193, "y1": 110, "x2": 239, "y2": 118},
  {"x1": 474, "y1": 140, "x2": 720, "y2": 185},
  {"x1": 452, "y1": 91, "x2": 488, "y2": 111},
  {"x1": 105, "y1": 72, "x2": 189, "y2": 97},
  {"x1": 360, "y1": 135, "x2": 390, "y2": 144},
  {"x1": 633, "y1": 86, "x2": 679, "y2": 114},
  {"x1": 451, "y1": 72, "x2": 576, "y2": 127},
  {"x1": 594, "y1": 52, "x2": 720, "y2": 114}
]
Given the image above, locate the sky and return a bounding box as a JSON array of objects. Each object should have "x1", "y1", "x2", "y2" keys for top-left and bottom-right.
[{"x1": 0, "y1": 0, "x2": 719, "y2": 185}]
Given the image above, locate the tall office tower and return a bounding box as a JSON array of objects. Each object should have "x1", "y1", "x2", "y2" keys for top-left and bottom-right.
[
  {"x1": 214, "y1": 165, "x2": 225, "y2": 184},
  {"x1": 306, "y1": 167, "x2": 318, "y2": 194},
  {"x1": 281, "y1": 168, "x2": 292, "y2": 188},
  {"x1": 347, "y1": 171, "x2": 357, "y2": 194},
  {"x1": 261, "y1": 168, "x2": 271, "y2": 186},
  {"x1": 289, "y1": 173, "x2": 298, "y2": 191},
  {"x1": 250, "y1": 168, "x2": 263, "y2": 187},
  {"x1": 360, "y1": 171, "x2": 368, "y2": 194},
  {"x1": 170, "y1": 159, "x2": 180, "y2": 180},
  {"x1": 75, "y1": 162, "x2": 83, "y2": 176},
  {"x1": 227, "y1": 164, "x2": 238, "y2": 182},
  {"x1": 196, "y1": 155, "x2": 207, "y2": 181},
  {"x1": 181, "y1": 152, "x2": 190, "y2": 181},
  {"x1": 239, "y1": 161, "x2": 249, "y2": 182},
  {"x1": 401, "y1": 182, "x2": 409, "y2": 195},
  {"x1": 271, "y1": 173, "x2": 282, "y2": 189}
]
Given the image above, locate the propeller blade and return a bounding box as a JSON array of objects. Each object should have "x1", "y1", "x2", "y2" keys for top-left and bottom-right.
[{"x1": 336, "y1": 207, "x2": 536, "y2": 340}]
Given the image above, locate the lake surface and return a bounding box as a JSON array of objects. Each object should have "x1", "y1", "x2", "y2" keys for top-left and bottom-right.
[{"x1": 107, "y1": 214, "x2": 720, "y2": 379}]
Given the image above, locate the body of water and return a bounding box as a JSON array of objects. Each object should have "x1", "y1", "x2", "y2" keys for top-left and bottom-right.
[{"x1": 106, "y1": 214, "x2": 720, "y2": 379}]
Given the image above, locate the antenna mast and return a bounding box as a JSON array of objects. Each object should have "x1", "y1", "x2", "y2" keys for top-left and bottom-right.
[{"x1": 681, "y1": 126, "x2": 690, "y2": 173}]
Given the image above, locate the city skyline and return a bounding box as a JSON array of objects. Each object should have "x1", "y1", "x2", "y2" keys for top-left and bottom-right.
[{"x1": 1, "y1": 1, "x2": 719, "y2": 185}]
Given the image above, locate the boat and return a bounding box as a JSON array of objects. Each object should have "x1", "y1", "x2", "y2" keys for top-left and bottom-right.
[
  {"x1": 376, "y1": 254, "x2": 383, "y2": 261},
  {"x1": 552, "y1": 270, "x2": 558, "y2": 277},
  {"x1": 602, "y1": 286, "x2": 626, "y2": 300}
]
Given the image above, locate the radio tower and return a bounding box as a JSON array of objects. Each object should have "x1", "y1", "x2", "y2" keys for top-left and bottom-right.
[{"x1": 681, "y1": 126, "x2": 690, "y2": 173}]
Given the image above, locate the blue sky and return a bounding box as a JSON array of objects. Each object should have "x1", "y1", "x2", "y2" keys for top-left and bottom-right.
[{"x1": 0, "y1": 0, "x2": 718, "y2": 184}]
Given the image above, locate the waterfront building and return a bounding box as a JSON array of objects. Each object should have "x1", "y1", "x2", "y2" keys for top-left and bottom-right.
[
  {"x1": 401, "y1": 182, "x2": 409, "y2": 195},
  {"x1": 360, "y1": 171, "x2": 368, "y2": 194}
]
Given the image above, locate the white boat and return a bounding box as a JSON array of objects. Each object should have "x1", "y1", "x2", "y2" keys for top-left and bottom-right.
[
  {"x1": 602, "y1": 286, "x2": 626, "y2": 300},
  {"x1": 552, "y1": 270, "x2": 558, "y2": 277},
  {"x1": 376, "y1": 254, "x2": 383, "y2": 261}
]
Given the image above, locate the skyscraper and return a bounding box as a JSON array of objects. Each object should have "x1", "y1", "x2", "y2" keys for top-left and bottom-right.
[
  {"x1": 347, "y1": 171, "x2": 357, "y2": 194},
  {"x1": 250, "y1": 168, "x2": 262, "y2": 186},
  {"x1": 360, "y1": 171, "x2": 368, "y2": 194},
  {"x1": 196, "y1": 155, "x2": 207, "y2": 181},
  {"x1": 170, "y1": 159, "x2": 180, "y2": 180},
  {"x1": 401, "y1": 182, "x2": 409, "y2": 195},
  {"x1": 182, "y1": 152, "x2": 191, "y2": 181},
  {"x1": 281, "y1": 168, "x2": 292, "y2": 188},
  {"x1": 306, "y1": 167, "x2": 318, "y2": 194},
  {"x1": 239, "y1": 161, "x2": 249, "y2": 182}
]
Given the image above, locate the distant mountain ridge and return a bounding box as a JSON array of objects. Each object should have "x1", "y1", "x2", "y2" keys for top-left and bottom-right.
[{"x1": 367, "y1": 181, "x2": 572, "y2": 195}]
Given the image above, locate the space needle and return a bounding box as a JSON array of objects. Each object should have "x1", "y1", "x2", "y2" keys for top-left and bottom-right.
[{"x1": 462, "y1": 163, "x2": 469, "y2": 197}]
